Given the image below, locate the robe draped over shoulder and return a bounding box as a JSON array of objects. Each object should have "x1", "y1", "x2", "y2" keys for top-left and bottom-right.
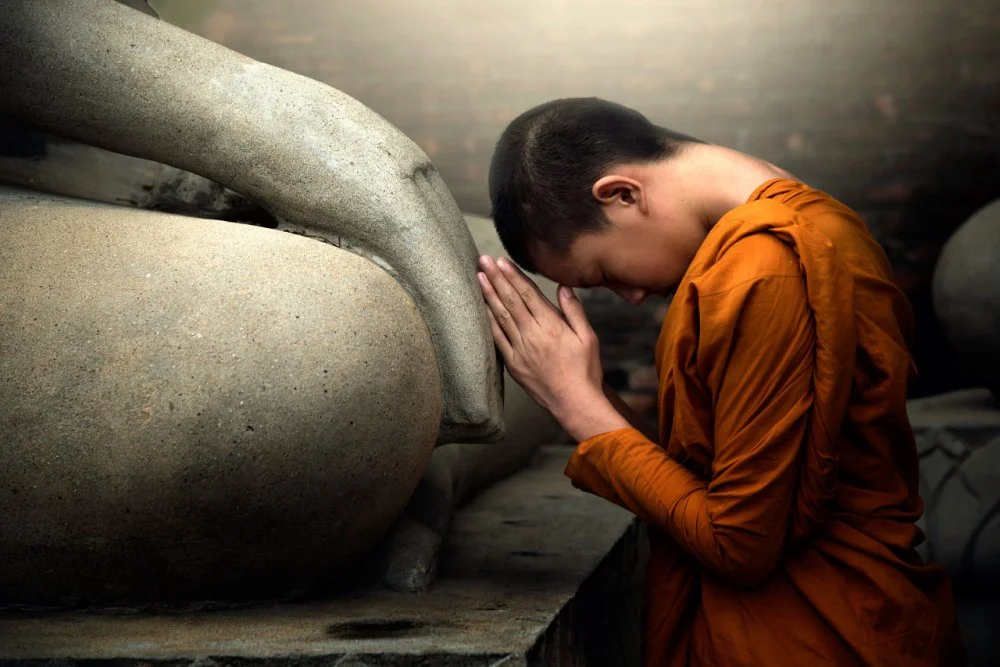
[{"x1": 566, "y1": 179, "x2": 964, "y2": 666}]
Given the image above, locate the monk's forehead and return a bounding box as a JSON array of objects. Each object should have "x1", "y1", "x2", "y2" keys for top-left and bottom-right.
[{"x1": 528, "y1": 238, "x2": 594, "y2": 286}]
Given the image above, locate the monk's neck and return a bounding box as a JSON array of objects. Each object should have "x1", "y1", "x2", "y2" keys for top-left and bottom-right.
[{"x1": 665, "y1": 143, "x2": 796, "y2": 231}]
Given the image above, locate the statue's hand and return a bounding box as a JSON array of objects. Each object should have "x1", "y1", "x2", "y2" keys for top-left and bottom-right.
[{"x1": 0, "y1": 0, "x2": 504, "y2": 443}]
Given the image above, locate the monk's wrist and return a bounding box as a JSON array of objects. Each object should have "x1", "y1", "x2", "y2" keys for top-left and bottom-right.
[{"x1": 552, "y1": 391, "x2": 631, "y2": 443}]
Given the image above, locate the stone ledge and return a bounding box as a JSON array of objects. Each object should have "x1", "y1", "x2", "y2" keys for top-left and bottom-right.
[
  {"x1": 0, "y1": 447, "x2": 642, "y2": 666},
  {"x1": 908, "y1": 388, "x2": 1000, "y2": 432}
]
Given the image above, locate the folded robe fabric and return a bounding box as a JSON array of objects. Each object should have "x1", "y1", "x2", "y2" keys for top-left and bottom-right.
[{"x1": 566, "y1": 179, "x2": 964, "y2": 667}]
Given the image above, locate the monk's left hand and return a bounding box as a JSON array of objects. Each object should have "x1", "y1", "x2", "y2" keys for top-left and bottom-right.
[{"x1": 477, "y1": 255, "x2": 629, "y2": 441}]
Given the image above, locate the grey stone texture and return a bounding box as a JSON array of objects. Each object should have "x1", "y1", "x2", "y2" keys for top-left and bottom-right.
[
  {"x1": 0, "y1": 0, "x2": 502, "y2": 444},
  {"x1": 0, "y1": 119, "x2": 268, "y2": 224},
  {"x1": 0, "y1": 448, "x2": 643, "y2": 667},
  {"x1": 933, "y1": 198, "x2": 1000, "y2": 399},
  {"x1": 378, "y1": 214, "x2": 563, "y2": 592},
  {"x1": 908, "y1": 389, "x2": 1000, "y2": 666},
  {"x1": 115, "y1": 0, "x2": 156, "y2": 16},
  {"x1": 915, "y1": 427, "x2": 1000, "y2": 586},
  {"x1": 0, "y1": 125, "x2": 562, "y2": 599},
  {"x1": 0, "y1": 188, "x2": 442, "y2": 606}
]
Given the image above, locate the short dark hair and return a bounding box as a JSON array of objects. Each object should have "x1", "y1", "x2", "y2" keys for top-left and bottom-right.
[{"x1": 488, "y1": 97, "x2": 698, "y2": 272}]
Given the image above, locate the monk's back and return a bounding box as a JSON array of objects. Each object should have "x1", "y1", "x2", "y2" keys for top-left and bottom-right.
[
  {"x1": 643, "y1": 179, "x2": 964, "y2": 666},
  {"x1": 751, "y1": 180, "x2": 924, "y2": 534},
  {"x1": 716, "y1": 179, "x2": 960, "y2": 665}
]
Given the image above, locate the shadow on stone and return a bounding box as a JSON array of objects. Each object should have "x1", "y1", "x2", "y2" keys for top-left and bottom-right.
[{"x1": 324, "y1": 619, "x2": 430, "y2": 639}]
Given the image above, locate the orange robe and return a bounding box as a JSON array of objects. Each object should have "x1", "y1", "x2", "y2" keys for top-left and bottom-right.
[{"x1": 566, "y1": 179, "x2": 964, "y2": 666}]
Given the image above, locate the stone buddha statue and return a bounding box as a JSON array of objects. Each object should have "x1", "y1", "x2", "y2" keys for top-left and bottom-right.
[{"x1": 0, "y1": 0, "x2": 560, "y2": 607}]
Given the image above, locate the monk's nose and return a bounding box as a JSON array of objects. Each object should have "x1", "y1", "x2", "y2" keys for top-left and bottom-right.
[{"x1": 612, "y1": 286, "x2": 648, "y2": 305}]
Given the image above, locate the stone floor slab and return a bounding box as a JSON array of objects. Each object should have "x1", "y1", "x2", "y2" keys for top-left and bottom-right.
[{"x1": 0, "y1": 447, "x2": 642, "y2": 666}]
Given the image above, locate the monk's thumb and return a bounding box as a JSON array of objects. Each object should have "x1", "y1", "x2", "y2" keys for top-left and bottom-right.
[{"x1": 559, "y1": 286, "x2": 590, "y2": 335}]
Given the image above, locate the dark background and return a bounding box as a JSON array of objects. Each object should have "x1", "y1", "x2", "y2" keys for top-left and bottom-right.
[{"x1": 153, "y1": 0, "x2": 1000, "y2": 418}]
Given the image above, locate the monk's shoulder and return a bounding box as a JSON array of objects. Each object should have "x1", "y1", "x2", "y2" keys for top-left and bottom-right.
[{"x1": 696, "y1": 226, "x2": 801, "y2": 296}]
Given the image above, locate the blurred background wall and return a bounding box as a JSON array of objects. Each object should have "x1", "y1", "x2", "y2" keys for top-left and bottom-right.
[{"x1": 153, "y1": 0, "x2": 1000, "y2": 415}]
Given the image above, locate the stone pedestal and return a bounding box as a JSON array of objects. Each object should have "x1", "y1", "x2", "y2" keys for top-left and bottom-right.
[
  {"x1": 909, "y1": 389, "x2": 1000, "y2": 666},
  {"x1": 0, "y1": 448, "x2": 644, "y2": 666}
]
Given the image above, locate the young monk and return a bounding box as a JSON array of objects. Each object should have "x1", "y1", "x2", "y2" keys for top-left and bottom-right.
[{"x1": 476, "y1": 97, "x2": 965, "y2": 666}]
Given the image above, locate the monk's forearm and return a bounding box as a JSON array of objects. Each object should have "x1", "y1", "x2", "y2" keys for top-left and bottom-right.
[
  {"x1": 566, "y1": 427, "x2": 703, "y2": 524},
  {"x1": 552, "y1": 391, "x2": 631, "y2": 443},
  {"x1": 565, "y1": 429, "x2": 782, "y2": 586},
  {"x1": 602, "y1": 382, "x2": 658, "y2": 441}
]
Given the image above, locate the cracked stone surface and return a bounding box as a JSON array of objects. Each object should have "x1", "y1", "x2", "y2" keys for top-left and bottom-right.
[{"x1": 915, "y1": 428, "x2": 1000, "y2": 585}]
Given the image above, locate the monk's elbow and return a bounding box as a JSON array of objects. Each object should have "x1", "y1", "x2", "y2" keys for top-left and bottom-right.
[
  {"x1": 713, "y1": 544, "x2": 781, "y2": 588},
  {"x1": 723, "y1": 561, "x2": 776, "y2": 588}
]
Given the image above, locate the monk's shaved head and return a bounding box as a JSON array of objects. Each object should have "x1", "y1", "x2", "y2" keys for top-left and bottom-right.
[{"x1": 488, "y1": 97, "x2": 699, "y2": 273}]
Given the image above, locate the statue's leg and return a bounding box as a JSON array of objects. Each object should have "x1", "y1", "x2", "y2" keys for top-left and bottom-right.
[
  {"x1": 378, "y1": 447, "x2": 459, "y2": 593},
  {"x1": 0, "y1": 188, "x2": 442, "y2": 607},
  {"x1": 379, "y1": 431, "x2": 552, "y2": 593},
  {"x1": 0, "y1": 127, "x2": 521, "y2": 596}
]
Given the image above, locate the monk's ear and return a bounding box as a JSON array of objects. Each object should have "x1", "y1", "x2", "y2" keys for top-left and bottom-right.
[{"x1": 592, "y1": 174, "x2": 642, "y2": 208}]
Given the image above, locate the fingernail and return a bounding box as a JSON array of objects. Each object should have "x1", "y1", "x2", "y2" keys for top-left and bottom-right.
[
  {"x1": 497, "y1": 257, "x2": 512, "y2": 272},
  {"x1": 560, "y1": 286, "x2": 575, "y2": 299},
  {"x1": 479, "y1": 255, "x2": 493, "y2": 269},
  {"x1": 476, "y1": 272, "x2": 487, "y2": 285}
]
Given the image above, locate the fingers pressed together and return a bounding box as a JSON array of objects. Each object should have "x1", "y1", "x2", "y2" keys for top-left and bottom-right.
[
  {"x1": 475, "y1": 255, "x2": 590, "y2": 345},
  {"x1": 477, "y1": 255, "x2": 545, "y2": 351},
  {"x1": 475, "y1": 255, "x2": 626, "y2": 442}
]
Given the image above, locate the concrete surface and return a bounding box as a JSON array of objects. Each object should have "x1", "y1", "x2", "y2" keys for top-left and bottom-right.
[
  {"x1": 0, "y1": 188, "x2": 441, "y2": 607},
  {"x1": 908, "y1": 388, "x2": 1000, "y2": 441},
  {"x1": 0, "y1": 447, "x2": 642, "y2": 666},
  {"x1": 0, "y1": 0, "x2": 503, "y2": 444}
]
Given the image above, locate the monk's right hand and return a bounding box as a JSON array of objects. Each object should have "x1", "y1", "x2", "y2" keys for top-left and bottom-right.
[{"x1": 477, "y1": 255, "x2": 630, "y2": 442}]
